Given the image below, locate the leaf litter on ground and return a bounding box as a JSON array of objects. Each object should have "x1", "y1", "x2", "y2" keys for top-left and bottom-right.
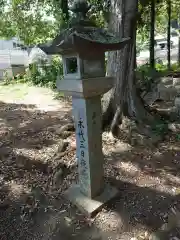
[{"x1": 0, "y1": 84, "x2": 180, "y2": 239}]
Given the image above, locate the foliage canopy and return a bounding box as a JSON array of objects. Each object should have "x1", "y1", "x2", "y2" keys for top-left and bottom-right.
[{"x1": 0, "y1": 0, "x2": 180, "y2": 45}]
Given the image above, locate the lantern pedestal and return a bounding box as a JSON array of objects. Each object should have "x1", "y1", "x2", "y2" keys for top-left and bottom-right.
[
  {"x1": 57, "y1": 77, "x2": 118, "y2": 216},
  {"x1": 64, "y1": 184, "x2": 118, "y2": 217}
]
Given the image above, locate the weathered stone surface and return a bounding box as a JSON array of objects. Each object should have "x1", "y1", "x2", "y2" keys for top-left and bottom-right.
[
  {"x1": 54, "y1": 6, "x2": 123, "y2": 217},
  {"x1": 174, "y1": 85, "x2": 180, "y2": 92},
  {"x1": 161, "y1": 77, "x2": 173, "y2": 85},
  {"x1": 57, "y1": 77, "x2": 114, "y2": 98},
  {"x1": 143, "y1": 78, "x2": 180, "y2": 104},
  {"x1": 64, "y1": 184, "x2": 118, "y2": 217},
  {"x1": 173, "y1": 78, "x2": 180, "y2": 86},
  {"x1": 175, "y1": 97, "x2": 180, "y2": 115},
  {"x1": 175, "y1": 97, "x2": 180, "y2": 108},
  {"x1": 143, "y1": 91, "x2": 159, "y2": 105},
  {"x1": 72, "y1": 96, "x2": 104, "y2": 198},
  {"x1": 168, "y1": 123, "x2": 180, "y2": 132},
  {"x1": 158, "y1": 84, "x2": 177, "y2": 101}
]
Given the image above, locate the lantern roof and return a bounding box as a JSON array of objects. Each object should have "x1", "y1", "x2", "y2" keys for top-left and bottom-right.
[{"x1": 38, "y1": 0, "x2": 130, "y2": 55}]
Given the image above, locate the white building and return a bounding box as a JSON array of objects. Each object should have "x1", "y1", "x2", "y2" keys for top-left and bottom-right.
[
  {"x1": 0, "y1": 37, "x2": 23, "y2": 50},
  {"x1": 0, "y1": 37, "x2": 29, "y2": 79},
  {"x1": 28, "y1": 47, "x2": 51, "y2": 65}
]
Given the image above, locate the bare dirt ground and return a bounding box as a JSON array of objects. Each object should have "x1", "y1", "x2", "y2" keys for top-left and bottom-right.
[{"x1": 0, "y1": 83, "x2": 180, "y2": 240}]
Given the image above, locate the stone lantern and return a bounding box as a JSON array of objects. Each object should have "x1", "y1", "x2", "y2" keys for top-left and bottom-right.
[{"x1": 39, "y1": 0, "x2": 130, "y2": 216}]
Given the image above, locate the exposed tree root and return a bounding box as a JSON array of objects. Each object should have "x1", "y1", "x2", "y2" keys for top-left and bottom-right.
[{"x1": 102, "y1": 91, "x2": 166, "y2": 147}]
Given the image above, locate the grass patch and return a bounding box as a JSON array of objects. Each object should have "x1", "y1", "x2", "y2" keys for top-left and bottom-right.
[{"x1": 0, "y1": 82, "x2": 30, "y2": 100}]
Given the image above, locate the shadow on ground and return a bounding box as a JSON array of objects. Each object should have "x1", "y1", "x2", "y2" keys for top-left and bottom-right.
[
  {"x1": 1, "y1": 177, "x2": 180, "y2": 240},
  {"x1": 0, "y1": 100, "x2": 180, "y2": 239},
  {"x1": 0, "y1": 100, "x2": 72, "y2": 173},
  {"x1": 0, "y1": 100, "x2": 74, "y2": 239}
]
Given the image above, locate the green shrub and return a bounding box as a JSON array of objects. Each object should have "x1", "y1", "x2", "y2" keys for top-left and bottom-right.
[
  {"x1": 137, "y1": 62, "x2": 180, "y2": 78},
  {"x1": 151, "y1": 120, "x2": 169, "y2": 136},
  {"x1": 170, "y1": 63, "x2": 180, "y2": 72},
  {"x1": 27, "y1": 56, "x2": 63, "y2": 89},
  {"x1": 5, "y1": 56, "x2": 63, "y2": 89},
  {"x1": 136, "y1": 64, "x2": 158, "y2": 92},
  {"x1": 3, "y1": 70, "x2": 12, "y2": 85},
  {"x1": 155, "y1": 63, "x2": 167, "y2": 72},
  {"x1": 136, "y1": 62, "x2": 180, "y2": 93}
]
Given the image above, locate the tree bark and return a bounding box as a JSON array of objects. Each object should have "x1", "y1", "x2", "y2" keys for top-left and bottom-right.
[
  {"x1": 150, "y1": 0, "x2": 155, "y2": 69},
  {"x1": 102, "y1": 0, "x2": 152, "y2": 136},
  {"x1": 178, "y1": 33, "x2": 180, "y2": 66},
  {"x1": 167, "y1": 0, "x2": 171, "y2": 70}
]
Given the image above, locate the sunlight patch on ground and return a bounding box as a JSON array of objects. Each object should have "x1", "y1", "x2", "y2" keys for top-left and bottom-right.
[
  {"x1": 9, "y1": 181, "x2": 30, "y2": 199},
  {"x1": 167, "y1": 144, "x2": 180, "y2": 152},
  {"x1": 115, "y1": 160, "x2": 179, "y2": 196},
  {"x1": 0, "y1": 118, "x2": 13, "y2": 130},
  {"x1": 137, "y1": 174, "x2": 177, "y2": 196},
  {"x1": 19, "y1": 119, "x2": 34, "y2": 128},
  {"x1": 118, "y1": 161, "x2": 141, "y2": 176},
  {"x1": 34, "y1": 104, "x2": 67, "y2": 112},
  {"x1": 102, "y1": 132, "x2": 133, "y2": 157},
  {"x1": 95, "y1": 210, "x2": 125, "y2": 232},
  {"x1": 165, "y1": 173, "x2": 180, "y2": 188},
  {"x1": 13, "y1": 143, "x2": 59, "y2": 163},
  {"x1": 0, "y1": 83, "x2": 68, "y2": 112},
  {"x1": 21, "y1": 86, "x2": 66, "y2": 112},
  {"x1": 13, "y1": 147, "x2": 42, "y2": 159},
  {"x1": 0, "y1": 83, "x2": 29, "y2": 101},
  {"x1": 112, "y1": 142, "x2": 133, "y2": 153},
  {"x1": 13, "y1": 148, "x2": 43, "y2": 164}
]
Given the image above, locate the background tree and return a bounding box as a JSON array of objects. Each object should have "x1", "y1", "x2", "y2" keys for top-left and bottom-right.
[
  {"x1": 171, "y1": 1, "x2": 180, "y2": 65},
  {"x1": 0, "y1": 0, "x2": 63, "y2": 44},
  {"x1": 179, "y1": 27, "x2": 180, "y2": 66},
  {"x1": 150, "y1": 0, "x2": 155, "y2": 69},
  {"x1": 167, "y1": 0, "x2": 171, "y2": 69},
  {"x1": 102, "y1": 0, "x2": 155, "y2": 136}
]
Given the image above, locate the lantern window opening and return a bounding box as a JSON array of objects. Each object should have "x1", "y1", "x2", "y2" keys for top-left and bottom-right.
[
  {"x1": 62, "y1": 54, "x2": 82, "y2": 80},
  {"x1": 66, "y1": 57, "x2": 78, "y2": 74}
]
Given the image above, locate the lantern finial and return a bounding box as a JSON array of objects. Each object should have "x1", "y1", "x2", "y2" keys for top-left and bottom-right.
[{"x1": 70, "y1": 0, "x2": 91, "y2": 22}]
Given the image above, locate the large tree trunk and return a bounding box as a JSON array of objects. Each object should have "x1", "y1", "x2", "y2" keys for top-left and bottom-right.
[
  {"x1": 178, "y1": 33, "x2": 180, "y2": 66},
  {"x1": 102, "y1": 0, "x2": 152, "y2": 136},
  {"x1": 167, "y1": 0, "x2": 171, "y2": 69},
  {"x1": 150, "y1": 0, "x2": 155, "y2": 69}
]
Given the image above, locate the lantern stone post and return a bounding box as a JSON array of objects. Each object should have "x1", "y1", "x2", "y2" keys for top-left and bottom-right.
[{"x1": 38, "y1": 0, "x2": 130, "y2": 216}]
